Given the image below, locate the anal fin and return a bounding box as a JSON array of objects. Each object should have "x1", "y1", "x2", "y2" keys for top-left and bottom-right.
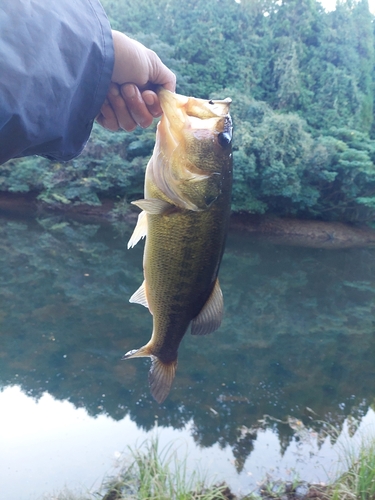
[
  {"x1": 149, "y1": 357, "x2": 178, "y2": 404},
  {"x1": 191, "y1": 279, "x2": 223, "y2": 336},
  {"x1": 128, "y1": 211, "x2": 147, "y2": 249},
  {"x1": 122, "y1": 343, "x2": 152, "y2": 359}
]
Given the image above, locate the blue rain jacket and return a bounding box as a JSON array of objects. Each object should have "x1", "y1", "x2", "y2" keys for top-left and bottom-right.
[{"x1": 0, "y1": 0, "x2": 114, "y2": 164}]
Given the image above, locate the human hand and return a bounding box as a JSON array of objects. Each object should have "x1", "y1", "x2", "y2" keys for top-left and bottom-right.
[{"x1": 96, "y1": 31, "x2": 176, "y2": 131}]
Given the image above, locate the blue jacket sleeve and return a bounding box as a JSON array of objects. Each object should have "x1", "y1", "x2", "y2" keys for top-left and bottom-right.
[{"x1": 0, "y1": 0, "x2": 114, "y2": 164}]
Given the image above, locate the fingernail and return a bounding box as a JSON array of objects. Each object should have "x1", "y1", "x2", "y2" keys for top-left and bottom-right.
[
  {"x1": 143, "y1": 93, "x2": 154, "y2": 106},
  {"x1": 123, "y1": 84, "x2": 135, "y2": 98},
  {"x1": 110, "y1": 84, "x2": 119, "y2": 96}
]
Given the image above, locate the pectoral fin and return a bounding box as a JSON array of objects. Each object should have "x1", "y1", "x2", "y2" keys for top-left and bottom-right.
[
  {"x1": 129, "y1": 280, "x2": 150, "y2": 310},
  {"x1": 191, "y1": 279, "x2": 223, "y2": 336},
  {"x1": 131, "y1": 198, "x2": 175, "y2": 215},
  {"x1": 149, "y1": 357, "x2": 178, "y2": 404},
  {"x1": 128, "y1": 211, "x2": 147, "y2": 249}
]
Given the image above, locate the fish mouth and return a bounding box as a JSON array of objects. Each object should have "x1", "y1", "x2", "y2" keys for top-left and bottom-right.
[
  {"x1": 157, "y1": 89, "x2": 187, "y2": 111},
  {"x1": 156, "y1": 90, "x2": 186, "y2": 154},
  {"x1": 157, "y1": 89, "x2": 232, "y2": 147},
  {"x1": 157, "y1": 89, "x2": 231, "y2": 122},
  {"x1": 157, "y1": 89, "x2": 188, "y2": 135}
]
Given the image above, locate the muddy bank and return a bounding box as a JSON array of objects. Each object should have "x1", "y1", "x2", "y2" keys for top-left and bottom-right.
[
  {"x1": 230, "y1": 212, "x2": 375, "y2": 249},
  {"x1": 1, "y1": 192, "x2": 375, "y2": 249},
  {"x1": 0, "y1": 192, "x2": 121, "y2": 223}
]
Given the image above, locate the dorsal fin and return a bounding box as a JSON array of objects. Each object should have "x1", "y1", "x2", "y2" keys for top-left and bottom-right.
[{"x1": 191, "y1": 279, "x2": 223, "y2": 336}]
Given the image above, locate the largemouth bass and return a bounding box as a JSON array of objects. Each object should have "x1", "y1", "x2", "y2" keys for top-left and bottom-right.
[{"x1": 123, "y1": 89, "x2": 232, "y2": 403}]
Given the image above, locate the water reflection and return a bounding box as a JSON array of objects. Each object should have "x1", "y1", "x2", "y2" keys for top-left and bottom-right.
[
  {"x1": 0, "y1": 385, "x2": 344, "y2": 499},
  {"x1": 1, "y1": 214, "x2": 375, "y2": 473}
]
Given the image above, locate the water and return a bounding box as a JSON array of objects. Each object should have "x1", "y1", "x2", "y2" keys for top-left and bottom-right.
[{"x1": 1, "y1": 213, "x2": 375, "y2": 499}]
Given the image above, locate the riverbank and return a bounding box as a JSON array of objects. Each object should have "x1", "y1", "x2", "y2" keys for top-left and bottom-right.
[
  {"x1": 1, "y1": 192, "x2": 375, "y2": 249},
  {"x1": 45, "y1": 431, "x2": 375, "y2": 500}
]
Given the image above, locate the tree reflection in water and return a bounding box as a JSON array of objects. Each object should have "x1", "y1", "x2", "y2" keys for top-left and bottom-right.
[{"x1": 0, "y1": 214, "x2": 375, "y2": 469}]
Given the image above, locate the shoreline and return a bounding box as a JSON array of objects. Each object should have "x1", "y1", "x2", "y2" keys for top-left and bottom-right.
[{"x1": 1, "y1": 192, "x2": 375, "y2": 249}]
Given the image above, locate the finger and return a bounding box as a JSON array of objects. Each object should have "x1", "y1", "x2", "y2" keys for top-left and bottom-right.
[
  {"x1": 121, "y1": 84, "x2": 154, "y2": 128},
  {"x1": 142, "y1": 90, "x2": 163, "y2": 117},
  {"x1": 147, "y1": 51, "x2": 177, "y2": 92},
  {"x1": 160, "y1": 68, "x2": 176, "y2": 92},
  {"x1": 96, "y1": 99, "x2": 119, "y2": 131},
  {"x1": 107, "y1": 83, "x2": 137, "y2": 131}
]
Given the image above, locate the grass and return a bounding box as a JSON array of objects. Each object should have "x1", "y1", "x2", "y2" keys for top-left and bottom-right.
[
  {"x1": 39, "y1": 438, "x2": 233, "y2": 500},
  {"x1": 98, "y1": 437, "x2": 232, "y2": 500},
  {"x1": 325, "y1": 432, "x2": 375, "y2": 500},
  {"x1": 39, "y1": 429, "x2": 375, "y2": 500},
  {"x1": 232, "y1": 422, "x2": 375, "y2": 500},
  {"x1": 40, "y1": 438, "x2": 236, "y2": 500}
]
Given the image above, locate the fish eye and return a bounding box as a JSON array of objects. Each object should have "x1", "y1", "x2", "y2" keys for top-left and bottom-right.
[
  {"x1": 218, "y1": 131, "x2": 232, "y2": 148},
  {"x1": 217, "y1": 116, "x2": 233, "y2": 148}
]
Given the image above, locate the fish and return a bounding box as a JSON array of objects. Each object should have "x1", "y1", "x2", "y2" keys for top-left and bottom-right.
[{"x1": 123, "y1": 88, "x2": 233, "y2": 404}]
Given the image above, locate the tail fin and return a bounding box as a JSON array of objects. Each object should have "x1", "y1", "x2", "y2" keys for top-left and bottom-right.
[
  {"x1": 148, "y1": 357, "x2": 177, "y2": 404},
  {"x1": 122, "y1": 346, "x2": 177, "y2": 404}
]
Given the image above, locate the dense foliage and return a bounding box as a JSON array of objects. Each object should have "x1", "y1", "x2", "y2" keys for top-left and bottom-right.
[{"x1": 2, "y1": 0, "x2": 375, "y2": 222}]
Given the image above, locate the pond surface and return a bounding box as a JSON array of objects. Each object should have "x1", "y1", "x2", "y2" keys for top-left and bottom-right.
[{"x1": 1, "y1": 213, "x2": 375, "y2": 499}]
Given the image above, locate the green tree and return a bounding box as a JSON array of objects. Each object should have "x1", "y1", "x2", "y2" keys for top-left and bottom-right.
[
  {"x1": 231, "y1": 94, "x2": 317, "y2": 216},
  {"x1": 303, "y1": 0, "x2": 374, "y2": 132},
  {"x1": 2, "y1": 0, "x2": 375, "y2": 224}
]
